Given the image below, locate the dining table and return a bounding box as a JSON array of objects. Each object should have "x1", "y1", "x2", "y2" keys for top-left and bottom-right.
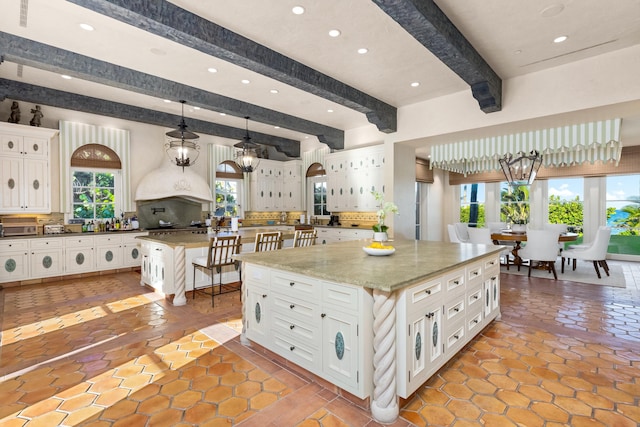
[{"x1": 491, "y1": 231, "x2": 579, "y2": 267}]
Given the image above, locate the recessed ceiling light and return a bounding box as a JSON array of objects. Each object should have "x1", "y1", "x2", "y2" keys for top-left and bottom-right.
[
  {"x1": 150, "y1": 48, "x2": 166, "y2": 56},
  {"x1": 292, "y1": 6, "x2": 305, "y2": 15},
  {"x1": 274, "y1": 126, "x2": 280, "y2": 129},
  {"x1": 220, "y1": 113, "x2": 226, "y2": 116},
  {"x1": 553, "y1": 35, "x2": 568, "y2": 43},
  {"x1": 327, "y1": 109, "x2": 334, "y2": 113},
  {"x1": 270, "y1": 89, "x2": 279, "y2": 94},
  {"x1": 357, "y1": 48, "x2": 368, "y2": 54},
  {"x1": 514, "y1": 49, "x2": 522, "y2": 55},
  {"x1": 540, "y1": 4, "x2": 565, "y2": 18},
  {"x1": 193, "y1": 106, "x2": 200, "y2": 110},
  {"x1": 328, "y1": 29, "x2": 341, "y2": 37},
  {"x1": 163, "y1": 99, "x2": 171, "y2": 103},
  {"x1": 207, "y1": 67, "x2": 218, "y2": 73},
  {"x1": 410, "y1": 82, "x2": 420, "y2": 87},
  {"x1": 241, "y1": 79, "x2": 250, "y2": 84},
  {"x1": 79, "y1": 23, "x2": 94, "y2": 31},
  {"x1": 61, "y1": 74, "x2": 72, "y2": 80}
]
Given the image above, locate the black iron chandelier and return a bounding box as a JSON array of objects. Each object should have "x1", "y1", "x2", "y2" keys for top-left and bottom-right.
[
  {"x1": 165, "y1": 100, "x2": 200, "y2": 170},
  {"x1": 234, "y1": 116, "x2": 260, "y2": 173},
  {"x1": 499, "y1": 150, "x2": 543, "y2": 186}
]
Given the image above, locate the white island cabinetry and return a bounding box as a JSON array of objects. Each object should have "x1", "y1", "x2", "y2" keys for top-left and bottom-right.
[{"x1": 239, "y1": 239, "x2": 503, "y2": 424}]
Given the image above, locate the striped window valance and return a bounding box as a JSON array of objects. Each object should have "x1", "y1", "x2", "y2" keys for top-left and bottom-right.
[
  {"x1": 430, "y1": 118, "x2": 622, "y2": 175},
  {"x1": 60, "y1": 120, "x2": 131, "y2": 212}
]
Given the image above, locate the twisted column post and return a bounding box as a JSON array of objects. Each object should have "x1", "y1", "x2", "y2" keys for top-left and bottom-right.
[
  {"x1": 240, "y1": 263, "x2": 251, "y2": 346},
  {"x1": 172, "y1": 245, "x2": 187, "y2": 306},
  {"x1": 371, "y1": 289, "x2": 398, "y2": 423}
]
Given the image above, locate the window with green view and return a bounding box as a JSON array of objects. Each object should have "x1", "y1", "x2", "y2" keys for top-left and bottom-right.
[{"x1": 72, "y1": 170, "x2": 116, "y2": 220}]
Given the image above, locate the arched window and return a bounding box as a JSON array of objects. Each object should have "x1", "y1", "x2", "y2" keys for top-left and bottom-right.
[
  {"x1": 306, "y1": 162, "x2": 329, "y2": 217},
  {"x1": 215, "y1": 161, "x2": 243, "y2": 217},
  {"x1": 71, "y1": 144, "x2": 122, "y2": 221}
]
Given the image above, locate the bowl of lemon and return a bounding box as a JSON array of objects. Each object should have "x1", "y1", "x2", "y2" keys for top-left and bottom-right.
[{"x1": 362, "y1": 241, "x2": 396, "y2": 256}]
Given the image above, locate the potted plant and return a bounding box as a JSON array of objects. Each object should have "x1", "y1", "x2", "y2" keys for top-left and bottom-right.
[
  {"x1": 505, "y1": 203, "x2": 529, "y2": 232},
  {"x1": 372, "y1": 191, "x2": 399, "y2": 241}
]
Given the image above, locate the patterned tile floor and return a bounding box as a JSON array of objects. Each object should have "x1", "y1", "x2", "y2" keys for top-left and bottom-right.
[{"x1": 0, "y1": 260, "x2": 638, "y2": 426}]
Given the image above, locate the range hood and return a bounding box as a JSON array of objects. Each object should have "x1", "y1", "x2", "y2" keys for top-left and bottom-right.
[{"x1": 135, "y1": 162, "x2": 213, "y2": 204}]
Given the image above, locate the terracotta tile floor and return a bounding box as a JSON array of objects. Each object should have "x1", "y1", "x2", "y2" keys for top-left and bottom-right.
[{"x1": 1, "y1": 261, "x2": 639, "y2": 426}]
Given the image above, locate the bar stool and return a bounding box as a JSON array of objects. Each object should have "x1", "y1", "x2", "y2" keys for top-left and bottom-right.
[
  {"x1": 254, "y1": 231, "x2": 283, "y2": 252},
  {"x1": 192, "y1": 235, "x2": 242, "y2": 306},
  {"x1": 292, "y1": 229, "x2": 317, "y2": 247}
]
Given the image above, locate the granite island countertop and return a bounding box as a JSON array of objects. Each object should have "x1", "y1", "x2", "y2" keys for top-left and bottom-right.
[
  {"x1": 136, "y1": 227, "x2": 297, "y2": 249},
  {"x1": 237, "y1": 239, "x2": 505, "y2": 292}
]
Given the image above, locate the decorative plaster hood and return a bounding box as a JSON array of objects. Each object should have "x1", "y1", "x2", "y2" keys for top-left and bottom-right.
[{"x1": 135, "y1": 162, "x2": 213, "y2": 203}]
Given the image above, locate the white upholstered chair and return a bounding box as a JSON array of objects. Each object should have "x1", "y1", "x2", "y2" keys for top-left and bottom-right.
[
  {"x1": 561, "y1": 227, "x2": 612, "y2": 279},
  {"x1": 448, "y1": 224, "x2": 462, "y2": 243},
  {"x1": 467, "y1": 227, "x2": 511, "y2": 270},
  {"x1": 454, "y1": 222, "x2": 470, "y2": 243},
  {"x1": 518, "y1": 229, "x2": 561, "y2": 279}
]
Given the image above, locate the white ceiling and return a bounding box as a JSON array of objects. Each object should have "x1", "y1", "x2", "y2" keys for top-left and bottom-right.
[{"x1": 1, "y1": 0, "x2": 639, "y2": 152}]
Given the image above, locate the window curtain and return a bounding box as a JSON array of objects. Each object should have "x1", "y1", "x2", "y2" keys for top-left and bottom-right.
[
  {"x1": 59, "y1": 120, "x2": 131, "y2": 212},
  {"x1": 431, "y1": 118, "x2": 622, "y2": 175}
]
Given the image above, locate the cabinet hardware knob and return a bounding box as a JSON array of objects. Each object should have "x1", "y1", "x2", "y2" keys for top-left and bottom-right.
[
  {"x1": 473, "y1": 295, "x2": 479, "y2": 300},
  {"x1": 321, "y1": 313, "x2": 326, "y2": 318},
  {"x1": 289, "y1": 281, "x2": 295, "y2": 286},
  {"x1": 289, "y1": 304, "x2": 295, "y2": 309},
  {"x1": 262, "y1": 294, "x2": 267, "y2": 298},
  {"x1": 491, "y1": 276, "x2": 497, "y2": 280},
  {"x1": 289, "y1": 325, "x2": 295, "y2": 329},
  {"x1": 425, "y1": 289, "x2": 431, "y2": 294},
  {"x1": 473, "y1": 271, "x2": 479, "y2": 276},
  {"x1": 473, "y1": 319, "x2": 479, "y2": 324},
  {"x1": 454, "y1": 307, "x2": 459, "y2": 312},
  {"x1": 454, "y1": 334, "x2": 459, "y2": 339},
  {"x1": 289, "y1": 346, "x2": 295, "y2": 351},
  {"x1": 453, "y1": 280, "x2": 459, "y2": 285},
  {"x1": 425, "y1": 312, "x2": 433, "y2": 318}
]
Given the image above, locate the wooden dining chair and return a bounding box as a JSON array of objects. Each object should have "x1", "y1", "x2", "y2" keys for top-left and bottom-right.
[
  {"x1": 292, "y1": 229, "x2": 317, "y2": 247},
  {"x1": 254, "y1": 231, "x2": 283, "y2": 252},
  {"x1": 192, "y1": 235, "x2": 242, "y2": 306}
]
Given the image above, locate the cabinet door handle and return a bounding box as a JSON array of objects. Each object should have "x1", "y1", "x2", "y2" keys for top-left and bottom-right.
[
  {"x1": 289, "y1": 325, "x2": 295, "y2": 330},
  {"x1": 289, "y1": 346, "x2": 295, "y2": 351},
  {"x1": 473, "y1": 295, "x2": 479, "y2": 300},
  {"x1": 473, "y1": 271, "x2": 479, "y2": 276},
  {"x1": 321, "y1": 313, "x2": 326, "y2": 318},
  {"x1": 453, "y1": 280, "x2": 460, "y2": 285},
  {"x1": 491, "y1": 276, "x2": 497, "y2": 280},
  {"x1": 473, "y1": 319, "x2": 479, "y2": 324},
  {"x1": 289, "y1": 304, "x2": 295, "y2": 309},
  {"x1": 425, "y1": 312, "x2": 433, "y2": 319},
  {"x1": 262, "y1": 294, "x2": 267, "y2": 298},
  {"x1": 454, "y1": 307, "x2": 460, "y2": 312},
  {"x1": 425, "y1": 289, "x2": 431, "y2": 295},
  {"x1": 454, "y1": 334, "x2": 460, "y2": 339},
  {"x1": 289, "y1": 281, "x2": 295, "y2": 286}
]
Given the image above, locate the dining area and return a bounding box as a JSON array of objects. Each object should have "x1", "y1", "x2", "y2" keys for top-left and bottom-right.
[{"x1": 449, "y1": 222, "x2": 612, "y2": 281}]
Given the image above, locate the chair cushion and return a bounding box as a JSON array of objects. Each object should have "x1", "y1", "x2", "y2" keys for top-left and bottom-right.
[{"x1": 192, "y1": 256, "x2": 208, "y2": 268}]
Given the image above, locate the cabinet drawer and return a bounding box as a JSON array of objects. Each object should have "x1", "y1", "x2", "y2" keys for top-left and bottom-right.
[
  {"x1": 0, "y1": 240, "x2": 29, "y2": 252},
  {"x1": 272, "y1": 332, "x2": 320, "y2": 372},
  {"x1": 64, "y1": 236, "x2": 94, "y2": 247},
  {"x1": 30, "y1": 238, "x2": 63, "y2": 249},
  {"x1": 466, "y1": 262, "x2": 483, "y2": 287},
  {"x1": 467, "y1": 284, "x2": 483, "y2": 313},
  {"x1": 444, "y1": 294, "x2": 466, "y2": 323},
  {"x1": 445, "y1": 269, "x2": 465, "y2": 295},
  {"x1": 445, "y1": 319, "x2": 466, "y2": 354},
  {"x1": 272, "y1": 293, "x2": 317, "y2": 325},
  {"x1": 484, "y1": 256, "x2": 500, "y2": 273},
  {"x1": 322, "y1": 281, "x2": 359, "y2": 311},
  {"x1": 95, "y1": 235, "x2": 123, "y2": 245},
  {"x1": 244, "y1": 264, "x2": 270, "y2": 285},
  {"x1": 271, "y1": 270, "x2": 320, "y2": 300},
  {"x1": 467, "y1": 311, "x2": 483, "y2": 335},
  {"x1": 272, "y1": 311, "x2": 319, "y2": 348},
  {"x1": 407, "y1": 278, "x2": 442, "y2": 307}
]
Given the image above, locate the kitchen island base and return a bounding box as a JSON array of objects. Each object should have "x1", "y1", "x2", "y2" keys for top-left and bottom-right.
[{"x1": 238, "y1": 239, "x2": 503, "y2": 423}]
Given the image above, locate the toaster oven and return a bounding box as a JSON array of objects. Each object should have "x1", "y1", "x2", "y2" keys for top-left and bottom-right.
[{"x1": 44, "y1": 224, "x2": 65, "y2": 234}]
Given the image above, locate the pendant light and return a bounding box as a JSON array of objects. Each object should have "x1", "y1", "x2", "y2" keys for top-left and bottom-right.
[
  {"x1": 499, "y1": 150, "x2": 543, "y2": 186},
  {"x1": 165, "y1": 100, "x2": 200, "y2": 170},
  {"x1": 234, "y1": 116, "x2": 260, "y2": 173}
]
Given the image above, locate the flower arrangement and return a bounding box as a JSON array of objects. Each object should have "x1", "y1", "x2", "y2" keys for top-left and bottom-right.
[
  {"x1": 505, "y1": 203, "x2": 529, "y2": 225},
  {"x1": 372, "y1": 191, "x2": 399, "y2": 232}
]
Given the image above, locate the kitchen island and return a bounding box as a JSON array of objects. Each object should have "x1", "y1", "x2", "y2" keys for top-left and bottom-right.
[
  {"x1": 237, "y1": 239, "x2": 504, "y2": 423},
  {"x1": 137, "y1": 227, "x2": 296, "y2": 305}
]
